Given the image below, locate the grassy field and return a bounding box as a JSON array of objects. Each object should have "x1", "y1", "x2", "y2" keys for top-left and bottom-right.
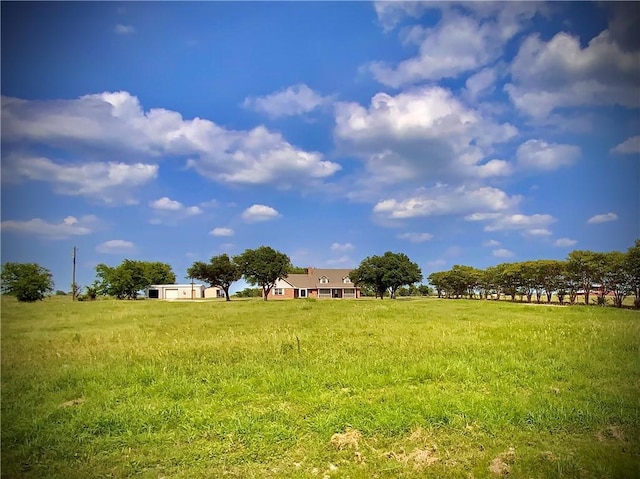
[{"x1": 1, "y1": 296, "x2": 639, "y2": 478}]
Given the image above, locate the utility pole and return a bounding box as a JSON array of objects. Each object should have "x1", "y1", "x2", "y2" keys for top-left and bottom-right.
[{"x1": 72, "y1": 246, "x2": 77, "y2": 301}]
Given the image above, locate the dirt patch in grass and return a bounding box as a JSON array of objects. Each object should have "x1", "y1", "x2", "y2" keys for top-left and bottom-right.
[
  {"x1": 596, "y1": 425, "x2": 626, "y2": 442},
  {"x1": 60, "y1": 397, "x2": 85, "y2": 407},
  {"x1": 489, "y1": 447, "x2": 516, "y2": 476},
  {"x1": 385, "y1": 446, "x2": 439, "y2": 469},
  {"x1": 330, "y1": 428, "x2": 362, "y2": 451}
]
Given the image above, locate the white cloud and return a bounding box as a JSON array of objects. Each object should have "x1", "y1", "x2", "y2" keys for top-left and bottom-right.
[
  {"x1": 370, "y1": 4, "x2": 539, "y2": 86},
  {"x1": 1, "y1": 92, "x2": 341, "y2": 189},
  {"x1": 611, "y1": 136, "x2": 640, "y2": 154},
  {"x1": 243, "y1": 84, "x2": 330, "y2": 117},
  {"x1": 241, "y1": 204, "x2": 281, "y2": 222},
  {"x1": 327, "y1": 255, "x2": 353, "y2": 266},
  {"x1": 330, "y1": 242, "x2": 354, "y2": 252},
  {"x1": 483, "y1": 239, "x2": 501, "y2": 247},
  {"x1": 149, "y1": 197, "x2": 202, "y2": 217},
  {"x1": 1, "y1": 215, "x2": 96, "y2": 240},
  {"x1": 96, "y1": 239, "x2": 135, "y2": 254},
  {"x1": 505, "y1": 30, "x2": 640, "y2": 118},
  {"x1": 335, "y1": 86, "x2": 517, "y2": 193},
  {"x1": 397, "y1": 232, "x2": 433, "y2": 243},
  {"x1": 555, "y1": 237, "x2": 577, "y2": 247},
  {"x1": 2, "y1": 154, "x2": 157, "y2": 204},
  {"x1": 526, "y1": 228, "x2": 552, "y2": 237},
  {"x1": 373, "y1": 1, "x2": 429, "y2": 32},
  {"x1": 464, "y1": 67, "x2": 498, "y2": 100},
  {"x1": 587, "y1": 212, "x2": 618, "y2": 224},
  {"x1": 516, "y1": 139, "x2": 581, "y2": 171},
  {"x1": 493, "y1": 248, "x2": 514, "y2": 258},
  {"x1": 210, "y1": 227, "x2": 234, "y2": 237},
  {"x1": 114, "y1": 24, "x2": 135, "y2": 35},
  {"x1": 467, "y1": 212, "x2": 556, "y2": 235},
  {"x1": 373, "y1": 185, "x2": 519, "y2": 220}
]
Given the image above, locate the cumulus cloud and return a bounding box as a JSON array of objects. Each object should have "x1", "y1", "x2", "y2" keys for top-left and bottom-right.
[
  {"x1": 1, "y1": 215, "x2": 97, "y2": 239},
  {"x1": 370, "y1": 3, "x2": 539, "y2": 86},
  {"x1": 1, "y1": 92, "x2": 341, "y2": 189},
  {"x1": 611, "y1": 136, "x2": 640, "y2": 154},
  {"x1": 555, "y1": 237, "x2": 577, "y2": 247},
  {"x1": 149, "y1": 197, "x2": 202, "y2": 218},
  {"x1": 241, "y1": 204, "x2": 281, "y2": 222},
  {"x1": 397, "y1": 232, "x2": 433, "y2": 243},
  {"x1": 505, "y1": 29, "x2": 640, "y2": 118},
  {"x1": 330, "y1": 242, "x2": 354, "y2": 252},
  {"x1": 493, "y1": 248, "x2": 514, "y2": 258},
  {"x1": 483, "y1": 239, "x2": 501, "y2": 247},
  {"x1": 516, "y1": 139, "x2": 581, "y2": 171},
  {"x1": 210, "y1": 227, "x2": 234, "y2": 237},
  {"x1": 96, "y1": 239, "x2": 135, "y2": 254},
  {"x1": 587, "y1": 212, "x2": 618, "y2": 224},
  {"x1": 243, "y1": 84, "x2": 330, "y2": 117},
  {"x1": 2, "y1": 154, "x2": 157, "y2": 204},
  {"x1": 466, "y1": 212, "x2": 556, "y2": 236},
  {"x1": 373, "y1": 185, "x2": 519, "y2": 220},
  {"x1": 335, "y1": 86, "x2": 517, "y2": 194}
]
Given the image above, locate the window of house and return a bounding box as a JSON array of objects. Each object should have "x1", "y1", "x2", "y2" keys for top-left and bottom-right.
[
  {"x1": 343, "y1": 277, "x2": 351, "y2": 284},
  {"x1": 274, "y1": 288, "x2": 284, "y2": 295},
  {"x1": 319, "y1": 276, "x2": 329, "y2": 284}
]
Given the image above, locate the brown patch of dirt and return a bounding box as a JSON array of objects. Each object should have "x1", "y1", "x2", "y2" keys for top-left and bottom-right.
[
  {"x1": 330, "y1": 428, "x2": 362, "y2": 451},
  {"x1": 489, "y1": 447, "x2": 516, "y2": 476},
  {"x1": 596, "y1": 425, "x2": 626, "y2": 442},
  {"x1": 386, "y1": 445, "x2": 439, "y2": 469},
  {"x1": 60, "y1": 397, "x2": 85, "y2": 408}
]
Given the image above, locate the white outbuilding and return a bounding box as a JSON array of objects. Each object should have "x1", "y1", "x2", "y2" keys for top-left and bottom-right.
[{"x1": 146, "y1": 284, "x2": 205, "y2": 300}]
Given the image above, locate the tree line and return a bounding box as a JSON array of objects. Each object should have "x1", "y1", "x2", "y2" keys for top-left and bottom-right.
[
  {"x1": 427, "y1": 241, "x2": 640, "y2": 308},
  {"x1": 2, "y1": 241, "x2": 638, "y2": 306}
]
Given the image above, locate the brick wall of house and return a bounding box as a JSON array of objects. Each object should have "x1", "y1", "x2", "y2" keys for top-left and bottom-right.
[{"x1": 266, "y1": 287, "x2": 296, "y2": 300}]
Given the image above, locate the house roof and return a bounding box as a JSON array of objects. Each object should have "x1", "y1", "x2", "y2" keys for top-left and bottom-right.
[{"x1": 282, "y1": 268, "x2": 357, "y2": 289}]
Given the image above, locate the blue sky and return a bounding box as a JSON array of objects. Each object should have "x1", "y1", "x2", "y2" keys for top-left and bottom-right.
[{"x1": 2, "y1": 1, "x2": 638, "y2": 293}]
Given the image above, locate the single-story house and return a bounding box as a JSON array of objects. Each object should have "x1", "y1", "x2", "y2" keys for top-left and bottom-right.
[
  {"x1": 146, "y1": 284, "x2": 205, "y2": 300},
  {"x1": 204, "y1": 287, "x2": 225, "y2": 299},
  {"x1": 265, "y1": 268, "x2": 360, "y2": 300}
]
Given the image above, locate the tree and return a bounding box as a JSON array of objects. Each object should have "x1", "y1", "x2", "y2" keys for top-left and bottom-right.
[
  {"x1": 187, "y1": 254, "x2": 241, "y2": 301},
  {"x1": 427, "y1": 271, "x2": 448, "y2": 298},
  {"x1": 350, "y1": 252, "x2": 422, "y2": 299},
  {"x1": 1, "y1": 262, "x2": 54, "y2": 302},
  {"x1": 566, "y1": 250, "x2": 605, "y2": 305},
  {"x1": 95, "y1": 259, "x2": 176, "y2": 299},
  {"x1": 234, "y1": 246, "x2": 291, "y2": 301},
  {"x1": 626, "y1": 240, "x2": 640, "y2": 308},
  {"x1": 601, "y1": 251, "x2": 633, "y2": 308}
]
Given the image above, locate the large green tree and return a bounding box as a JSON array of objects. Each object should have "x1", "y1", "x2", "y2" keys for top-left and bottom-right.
[
  {"x1": 95, "y1": 260, "x2": 176, "y2": 299},
  {"x1": 350, "y1": 252, "x2": 422, "y2": 299},
  {"x1": 626, "y1": 240, "x2": 640, "y2": 308},
  {"x1": 187, "y1": 254, "x2": 241, "y2": 301},
  {"x1": 234, "y1": 246, "x2": 291, "y2": 301},
  {"x1": 1, "y1": 262, "x2": 54, "y2": 302}
]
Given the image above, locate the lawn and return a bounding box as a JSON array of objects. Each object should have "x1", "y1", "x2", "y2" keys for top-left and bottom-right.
[{"x1": 1, "y1": 296, "x2": 638, "y2": 478}]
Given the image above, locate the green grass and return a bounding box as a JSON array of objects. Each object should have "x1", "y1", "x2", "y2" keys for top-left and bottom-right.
[{"x1": 2, "y1": 296, "x2": 639, "y2": 478}]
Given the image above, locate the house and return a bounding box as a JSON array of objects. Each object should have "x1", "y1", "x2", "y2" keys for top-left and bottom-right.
[
  {"x1": 146, "y1": 284, "x2": 205, "y2": 300},
  {"x1": 204, "y1": 287, "x2": 225, "y2": 299},
  {"x1": 265, "y1": 268, "x2": 360, "y2": 300}
]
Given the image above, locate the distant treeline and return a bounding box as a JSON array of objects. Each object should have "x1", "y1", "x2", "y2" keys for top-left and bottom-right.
[{"x1": 427, "y1": 241, "x2": 640, "y2": 308}]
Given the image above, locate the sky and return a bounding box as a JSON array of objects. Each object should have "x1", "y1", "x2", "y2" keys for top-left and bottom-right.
[{"x1": 1, "y1": 1, "x2": 639, "y2": 294}]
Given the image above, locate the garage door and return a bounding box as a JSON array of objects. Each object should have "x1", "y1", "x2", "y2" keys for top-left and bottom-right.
[{"x1": 164, "y1": 289, "x2": 179, "y2": 299}]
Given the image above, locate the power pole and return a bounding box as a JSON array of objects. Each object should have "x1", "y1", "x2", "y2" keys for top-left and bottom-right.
[{"x1": 72, "y1": 246, "x2": 77, "y2": 301}]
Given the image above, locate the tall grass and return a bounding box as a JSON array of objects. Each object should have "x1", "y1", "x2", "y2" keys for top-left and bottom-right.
[{"x1": 2, "y1": 296, "x2": 638, "y2": 478}]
